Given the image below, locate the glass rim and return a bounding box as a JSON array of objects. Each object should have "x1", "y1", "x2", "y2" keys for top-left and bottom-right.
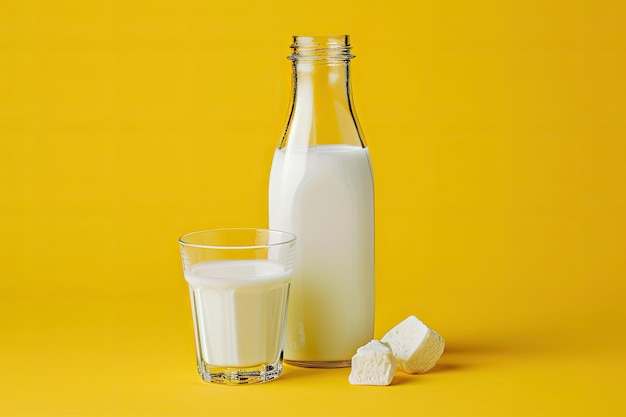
[{"x1": 178, "y1": 227, "x2": 296, "y2": 250}]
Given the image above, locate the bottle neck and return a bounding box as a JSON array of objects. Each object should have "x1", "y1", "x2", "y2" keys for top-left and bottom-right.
[
  {"x1": 290, "y1": 35, "x2": 354, "y2": 106},
  {"x1": 292, "y1": 60, "x2": 351, "y2": 108},
  {"x1": 281, "y1": 35, "x2": 364, "y2": 149}
]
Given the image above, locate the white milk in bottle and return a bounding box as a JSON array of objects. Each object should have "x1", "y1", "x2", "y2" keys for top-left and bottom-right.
[{"x1": 269, "y1": 35, "x2": 374, "y2": 367}]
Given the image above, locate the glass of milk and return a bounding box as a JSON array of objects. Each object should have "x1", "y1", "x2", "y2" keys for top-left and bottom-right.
[{"x1": 178, "y1": 228, "x2": 296, "y2": 385}]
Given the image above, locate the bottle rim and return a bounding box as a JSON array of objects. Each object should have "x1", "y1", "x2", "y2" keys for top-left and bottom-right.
[{"x1": 288, "y1": 34, "x2": 355, "y2": 61}]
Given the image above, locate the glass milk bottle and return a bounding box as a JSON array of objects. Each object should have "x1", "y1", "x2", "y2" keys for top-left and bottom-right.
[{"x1": 269, "y1": 35, "x2": 374, "y2": 368}]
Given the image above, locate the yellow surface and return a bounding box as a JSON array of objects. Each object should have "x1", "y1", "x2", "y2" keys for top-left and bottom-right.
[{"x1": 1, "y1": 1, "x2": 625, "y2": 416}]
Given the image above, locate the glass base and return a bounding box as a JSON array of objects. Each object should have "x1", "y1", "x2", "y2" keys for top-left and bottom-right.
[
  {"x1": 198, "y1": 357, "x2": 284, "y2": 385},
  {"x1": 285, "y1": 359, "x2": 351, "y2": 368}
]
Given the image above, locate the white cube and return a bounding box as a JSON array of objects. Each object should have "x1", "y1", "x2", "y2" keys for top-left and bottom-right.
[
  {"x1": 381, "y1": 315, "x2": 445, "y2": 374},
  {"x1": 348, "y1": 340, "x2": 396, "y2": 386}
]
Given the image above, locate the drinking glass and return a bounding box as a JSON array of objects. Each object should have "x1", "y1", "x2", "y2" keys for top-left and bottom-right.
[{"x1": 179, "y1": 228, "x2": 296, "y2": 384}]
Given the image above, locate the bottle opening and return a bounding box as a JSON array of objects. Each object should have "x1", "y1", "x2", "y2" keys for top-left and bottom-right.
[{"x1": 289, "y1": 35, "x2": 355, "y2": 62}]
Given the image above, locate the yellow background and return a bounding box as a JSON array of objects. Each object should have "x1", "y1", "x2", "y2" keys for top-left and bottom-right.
[{"x1": 1, "y1": 1, "x2": 625, "y2": 416}]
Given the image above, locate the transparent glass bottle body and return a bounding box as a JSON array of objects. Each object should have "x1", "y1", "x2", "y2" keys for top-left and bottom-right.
[{"x1": 269, "y1": 35, "x2": 375, "y2": 368}]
